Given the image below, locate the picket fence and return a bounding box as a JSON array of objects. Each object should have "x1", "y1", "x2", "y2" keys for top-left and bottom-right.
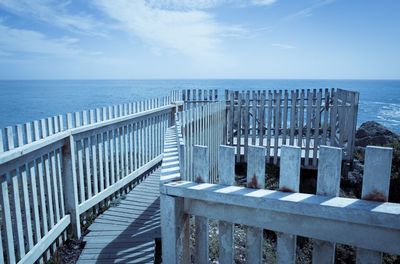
[
  {"x1": 176, "y1": 88, "x2": 359, "y2": 168},
  {"x1": 0, "y1": 96, "x2": 176, "y2": 264},
  {"x1": 161, "y1": 143, "x2": 400, "y2": 263}
]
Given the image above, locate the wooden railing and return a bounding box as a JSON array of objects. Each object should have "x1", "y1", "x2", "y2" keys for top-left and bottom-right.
[
  {"x1": 175, "y1": 102, "x2": 226, "y2": 183},
  {"x1": 160, "y1": 144, "x2": 399, "y2": 263},
  {"x1": 0, "y1": 97, "x2": 174, "y2": 264},
  {"x1": 176, "y1": 88, "x2": 359, "y2": 168}
]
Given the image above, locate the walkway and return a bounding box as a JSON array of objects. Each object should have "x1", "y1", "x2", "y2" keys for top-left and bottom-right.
[{"x1": 77, "y1": 170, "x2": 161, "y2": 264}]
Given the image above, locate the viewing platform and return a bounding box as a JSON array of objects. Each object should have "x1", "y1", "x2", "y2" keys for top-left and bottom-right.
[{"x1": 1, "y1": 89, "x2": 399, "y2": 264}]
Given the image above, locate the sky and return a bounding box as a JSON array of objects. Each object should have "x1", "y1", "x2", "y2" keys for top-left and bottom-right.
[{"x1": 0, "y1": 0, "x2": 399, "y2": 80}]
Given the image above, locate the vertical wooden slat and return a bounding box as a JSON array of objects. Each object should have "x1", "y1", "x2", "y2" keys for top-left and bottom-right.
[
  {"x1": 218, "y1": 145, "x2": 235, "y2": 264},
  {"x1": 289, "y1": 90, "x2": 296, "y2": 145},
  {"x1": 356, "y1": 146, "x2": 392, "y2": 263},
  {"x1": 282, "y1": 90, "x2": 289, "y2": 145},
  {"x1": 21, "y1": 164, "x2": 34, "y2": 250},
  {"x1": 251, "y1": 91, "x2": 257, "y2": 146},
  {"x1": 330, "y1": 89, "x2": 338, "y2": 146},
  {"x1": 312, "y1": 146, "x2": 342, "y2": 264},
  {"x1": 276, "y1": 145, "x2": 301, "y2": 264},
  {"x1": 1, "y1": 174, "x2": 16, "y2": 264},
  {"x1": 160, "y1": 194, "x2": 190, "y2": 264},
  {"x1": 29, "y1": 160, "x2": 41, "y2": 245},
  {"x1": 246, "y1": 145, "x2": 265, "y2": 263},
  {"x1": 259, "y1": 91, "x2": 265, "y2": 146},
  {"x1": 321, "y1": 89, "x2": 329, "y2": 145},
  {"x1": 273, "y1": 91, "x2": 280, "y2": 164},
  {"x1": 298, "y1": 90, "x2": 305, "y2": 149},
  {"x1": 313, "y1": 90, "x2": 322, "y2": 166},
  {"x1": 244, "y1": 92, "x2": 250, "y2": 161},
  {"x1": 228, "y1": 92, "x2": 234, "y2": 145},
  {"x1": 236, "y1": 92, "x2": 242, "y2": 162},
  {"x1": 304, "y1": 90, "x2": 312, "y2": 166},
  {"x1": 11, "y1": 169, "x2": 25, "y2": 259},
  {"x1": 266, "y1": 91, "x2": 273, "y2": 161},
  {"x1": 193, "y1": 145, "x2": 209, "y2": 264}
]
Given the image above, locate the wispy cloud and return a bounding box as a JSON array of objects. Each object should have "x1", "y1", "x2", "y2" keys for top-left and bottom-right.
[
  {"x1": 281, "y1": 0, "x2": 335, "y2": 22},
  {"x1": 93, "y1": 0, "x2": 245, "y2": 62},
  {"x1": 251, "y1": 0, "x2": 277, "y2": 6},
  {"x1": 271, "y1": 43, "x2": 296, "y2": 49},
  {"x1": 0, "y1": 0, "x2": 104, "y2": 35}
]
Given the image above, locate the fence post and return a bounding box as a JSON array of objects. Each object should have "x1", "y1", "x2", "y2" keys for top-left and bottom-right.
[
  {"x1": 356, "y1": 146, "x2": 392, "y2": 264},
  {"x1": 246, "y1": 145, "x2": 266, "y2": 263},
  {"x1": 276, "y1": 145, "x2": 301, "y2": 264},
  {"x1": 160, "y1": 194, "x2": 189, "y2": 264},
  {"x1": 312, "y1": 146, "x2": 342, "y2": 264},
  {"x1": 193, "y1": 145, "x2": 209, "y2": 264},
  {"x1": 62, "y1": 135, "x2": 81, "y2": 239},
  {"x1": 218, "y1": 145, "x2": 236, "y2": 263}
]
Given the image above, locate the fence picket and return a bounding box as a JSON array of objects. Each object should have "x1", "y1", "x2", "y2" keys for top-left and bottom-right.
[
  {"x1": 193, "y1": 145, "x2": 209, "y2": 264},
  {"x1": 246, "y1": 145, "x2": 265, "y2": 263}
]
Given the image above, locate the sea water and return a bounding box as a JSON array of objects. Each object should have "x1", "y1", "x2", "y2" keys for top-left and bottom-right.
[{"x1": 0, "y1": 79, "x2": 399, "y2": 132}]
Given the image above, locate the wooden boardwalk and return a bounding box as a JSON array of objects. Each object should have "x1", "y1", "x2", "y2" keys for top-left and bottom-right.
[{"x1": 77, "y1": 170, "x2": 161, "y2": 264}]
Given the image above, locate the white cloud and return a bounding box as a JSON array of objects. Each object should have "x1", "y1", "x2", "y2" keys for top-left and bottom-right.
[
  {"x1": 0, "y1": 22, "x2": 84, "y2": 57},
  {"x1": 94, "y1": 0, "x2": 245, "y2": 62},
  {"x1": 271, "y1": 43, "x2": 296, "y2": 49},
  {"x1": 0, "y1": 0, "x2": 103, "y2": 35},
  {"x1": 251, "y1": 0, "x2": 277, "y2": 6}
]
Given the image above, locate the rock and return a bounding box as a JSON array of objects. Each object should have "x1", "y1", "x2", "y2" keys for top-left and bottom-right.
[{"x1": 355, "y1": 121, "x2": 400, "y2": 147}]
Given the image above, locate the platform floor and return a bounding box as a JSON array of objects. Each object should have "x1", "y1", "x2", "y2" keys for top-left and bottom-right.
[{"x1": 77, "y1": 170, "x2": 161, "y2": 264}]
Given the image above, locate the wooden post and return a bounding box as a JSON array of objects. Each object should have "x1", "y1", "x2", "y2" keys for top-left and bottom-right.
[
  {"x1": 356, "y1": 146, "x2": 392, "y2": 264},
  {"x1": 312, "y1": 146, "x2": 342, "y2": 264},
  {"x1": 218, "y1": 145, "x2": 236, "y2": 264},
  {"x1": 160, "y1": 194, "x2": 190, "y2": 264},
  {"x1": 62, "y1": 135, "x2": 81, "y2": 239},
  {"x1": 277, "y1": 145, "x2": 301, "y2": 264},
  {"x1": 246, "y1": 145, "x2": 265, "y2": 263},
  {"x1": 194, "y1": 145, "x2": 209, "y2": 264}
]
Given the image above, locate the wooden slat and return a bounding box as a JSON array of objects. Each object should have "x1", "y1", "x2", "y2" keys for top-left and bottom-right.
[
  {"x1": 304, "y1": 90, "x2": 312, "y2": 166},
  {"x1": 193, "y1": 145, "x2": 209, "y2": 264},
  {"x1": 282, "y1": 90, "x2": 289, "y2": 145},
  {"x1": 259, "y1": 91, "x2": 265, "y2": 146},
  {"x1": 218, "y1": 145, "x2": 236, "y2": 264},
  {"x1": 356, "y1": 146, "x2": 392, "y2": 263},
  {"x1": 312, "y1": 146, "x2": 342, "y2": 264},
  {"x1": 321, "y1": 89, "x2": 330, "y2": 145},
  {"x1": 266, "y1": 91, "x2": 273, "y2": 161},
  {"x1": 277, "y1": 146, "x2": 301, "y2": 264},
  {"x1": 313, "y1": 90, "x2": 322, "y2": 166},
  {"x1": 246, "y1": 145, "x2": 265, "y2": 263},
  {"x1": 289, "y1": 90, "x2": 296, "y2": 145},
  {"x1": 1, "y1": 174, "x2": 16, "y2": 263},
  {"x1": 11, "y1": 169, "x2": 26, "y2": 259},
  {"x1": 273, "y1": 91, "x2": 280, "y2": 164}
]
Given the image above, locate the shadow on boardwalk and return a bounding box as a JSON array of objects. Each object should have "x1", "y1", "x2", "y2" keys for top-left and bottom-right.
[{"x1": 77, "y1": 171, "x2": 161, "y2": 264}]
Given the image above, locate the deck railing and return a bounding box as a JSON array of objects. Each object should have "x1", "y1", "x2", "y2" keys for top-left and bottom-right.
[
  {"x1": 0, "y1": 97, "x2": 174, "y2": 264},
  {"x1": 175, "y1": 101, "x2": 226, "y2": 183},
  {"x1": 176, "y1": 88, "x2": 359, "y2": 168},
  {"x1": 161, "y1": 143, "x2": 400, "y2": 263}
]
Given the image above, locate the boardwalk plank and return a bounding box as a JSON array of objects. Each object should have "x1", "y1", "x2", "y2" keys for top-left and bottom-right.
[{"x1": 78, "y1": 169, "x2": 161, "y2": 264}]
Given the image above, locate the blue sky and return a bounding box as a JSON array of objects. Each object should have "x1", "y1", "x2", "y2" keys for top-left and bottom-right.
[{"x1": 0, "y1": 0, "x2": 399, "y2": 79}]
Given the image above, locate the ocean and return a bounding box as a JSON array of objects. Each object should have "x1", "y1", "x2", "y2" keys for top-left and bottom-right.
[{"x1": 0, "y1": 79, "x2": 399, "y2": 132}]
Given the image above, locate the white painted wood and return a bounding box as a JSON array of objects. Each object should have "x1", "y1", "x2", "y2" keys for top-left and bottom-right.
[
  {"x1": 1, "y1": 175, "x2": 16, "y2": 263},
  {"x1": 160, "y1": 194, "x2": 190, "y2": 264},
  {"x1": 193, "y1": 145, "x2": 209, "y2": 264},
  {"x1": 161, "y1": 182, "x2": 400, "y2": 255},
  {"x1": 18, "y1": 216, "x2": 70, "y2": 264},
  {"x1": 356, "y1": 146, "x2": 392, "y2": 264},
  {"x1": 218, "y1": 145, "x2": 235, "y2": 264},
  {"x1": 312, "y1": 145, "x2": 342, "y2": 264},
  {"x1": 277, "y1": 145, "x2": 301, "y2": 264},
  {"x1": 246, "y1": 145, "x2": 265, "y2": 263},
  {"x1": 21, "y1": 164, "x2": 34, "y2": 250},
  {"x1": 11, "y1": 169, "x2": 25, "y2": 259}
]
